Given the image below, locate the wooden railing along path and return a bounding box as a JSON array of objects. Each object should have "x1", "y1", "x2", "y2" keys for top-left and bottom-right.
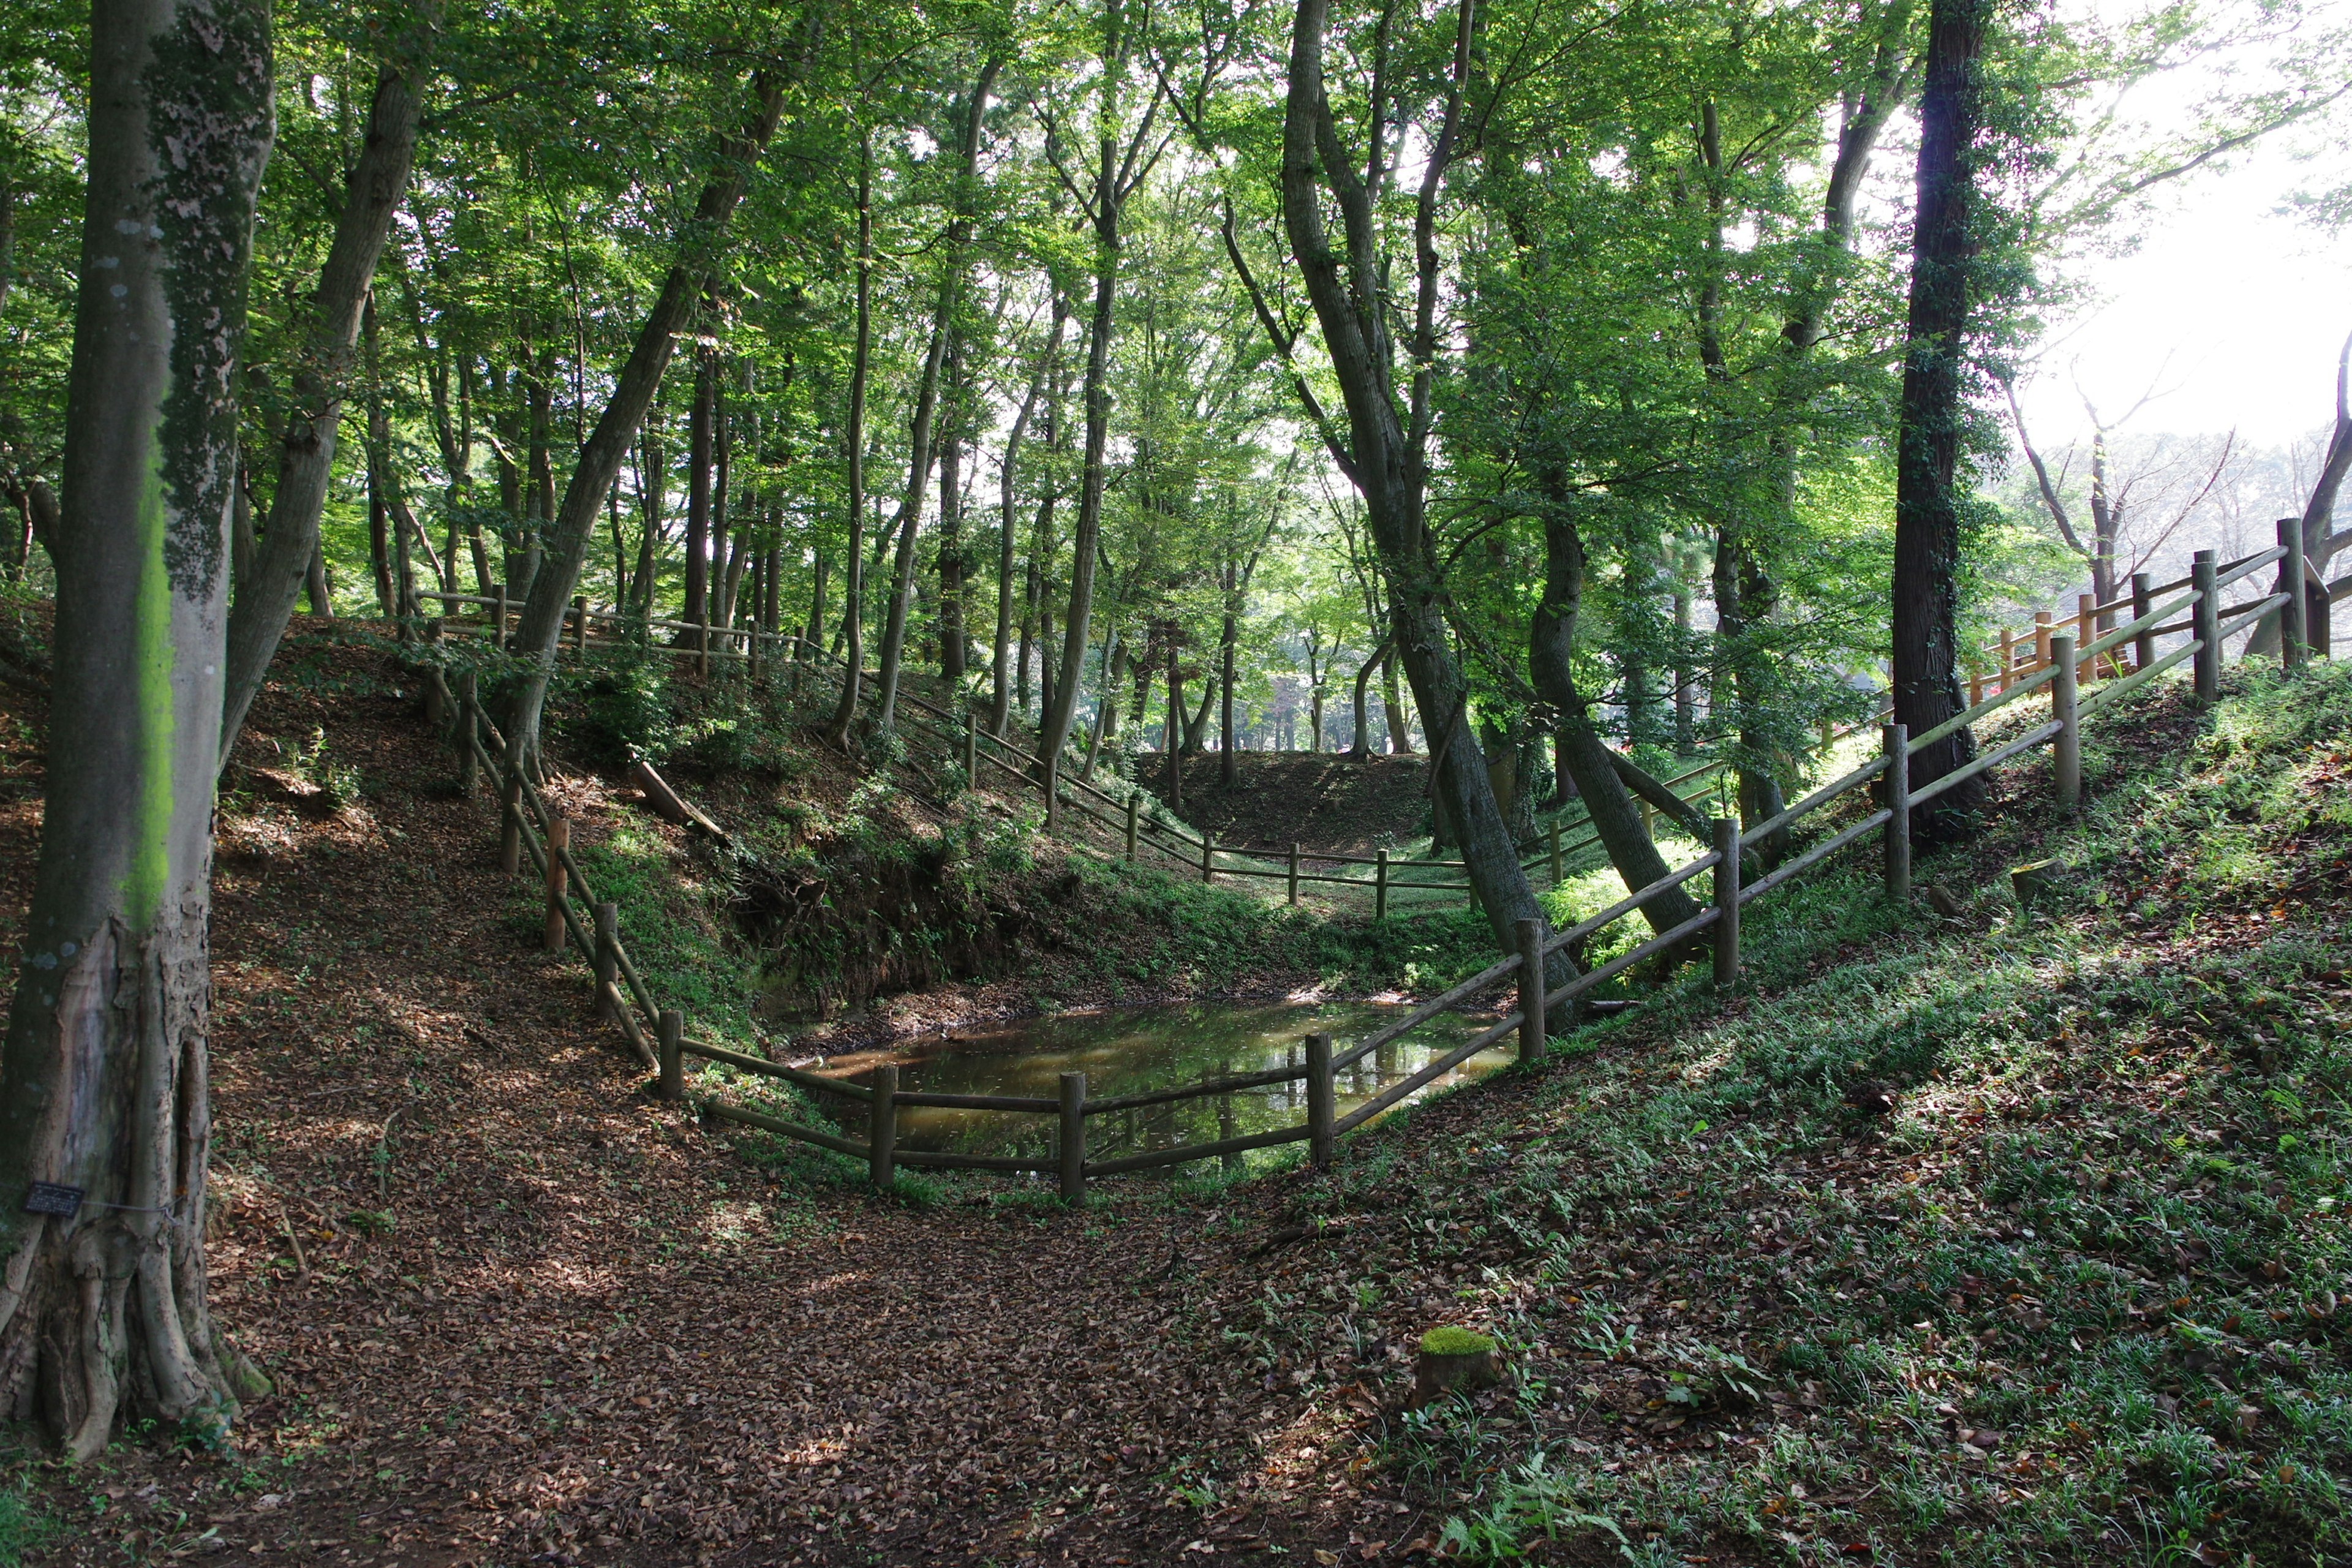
[{"x1": 413, "y1": 542, "x2": 2308, "y2": 1202}]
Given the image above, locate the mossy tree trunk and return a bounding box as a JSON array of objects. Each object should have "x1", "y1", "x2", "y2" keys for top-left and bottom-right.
[{"x1": 0, "y1": 0, "x2": 273, "y2": 1459}]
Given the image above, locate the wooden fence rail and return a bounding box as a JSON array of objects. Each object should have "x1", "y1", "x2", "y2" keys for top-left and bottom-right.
[{"x1": 412, "y1": 543, "x2": 2306, "y2": 1204}]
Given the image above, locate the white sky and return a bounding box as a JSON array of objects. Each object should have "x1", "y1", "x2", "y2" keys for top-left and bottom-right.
[
  {"x1": 2007, "y1": 6, "x2": 2352, "y2": 448},
  {"x1": 2012, "y1": 138, "x2": 2351, "y2": 446}
]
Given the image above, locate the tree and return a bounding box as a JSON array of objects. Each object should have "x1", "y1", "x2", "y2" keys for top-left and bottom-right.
[
  {"x1": 0, "y1": 0, "x2": 274, "y2": 1456},
  {"x1": 217, "y1": 52, "x2": 421, "y2": 761},
  {"x1": 1030, "y1": 0, "x2": 1166, "y2": 775},
  {"x1": 1891, "y1": 0, "x2": 1989, "y2": 821},
  {"x1": 1272, "y1": 0, "x2": 1561, "y2": 973},
  {"x1": 504, "y1": 32, "x2": 805, "y2": 766}
]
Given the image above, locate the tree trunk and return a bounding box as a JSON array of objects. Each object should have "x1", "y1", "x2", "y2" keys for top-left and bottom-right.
[
  {"x1": 1219, "y1": 587, "x2": 1238, "y2": 784},
  {"x1": 1182, "y1": 670, "x2": 1215, "y2": 754},
  {"x1": 825, "y1": 131, "x2": 875, "y2": 741},
  {"x1": 217, "y1": 62, "x2": 418, "y2": 762},
  {"x1": 1280, "y1": 0, "x2": 1551, "y2": 964},
  {"x1": 1079, "y1": 627, "x2": 1119, "y2": 780},
  {"x1": 869, "y1": 326, "x2": 948, "y2": 729},
  {"x1": 1348, "y1": 634, "x2": 1391, "y2": 760},
  {"x1": 937, "y1": 357, "x2": 967, "y2": 680},
  {"x1": 1892, "y1": 0, "x2": 1989, "y2": 824},
  {"x1": 1382, "y1": 652, "x2": 1409, "y2": 753},
  {"x1": 503, "y1": 58, "x2": 800, "y2": 763},
  {"x1": 875, "y1": 61, "x2": 995, "y2": 733},
  {"x1": 304, "y1": 540, "x2": 333, "y2": 618},
  {"x1": 0, "y1": 0, "x2": 273, "y2": 1458},
  {"x1": 992, "y1": 303, "x2": 1062, "y2": 733},
  {"x1": 682, "y1": 345, "x2": 714, "y2": 633},
  {"x1": 1529, "y1": 508, "x2": 1702, "y2": 937}
]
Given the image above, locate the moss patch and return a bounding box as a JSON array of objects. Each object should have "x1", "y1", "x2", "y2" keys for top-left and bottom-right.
[{"x1": 1418, "y1": 1325, "x2": 1496, "y2": 1357}]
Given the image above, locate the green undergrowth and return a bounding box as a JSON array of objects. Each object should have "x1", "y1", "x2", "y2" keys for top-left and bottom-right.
[{"x1": 1286, "y1": 662, "x2": 2352, "y2": 1566}]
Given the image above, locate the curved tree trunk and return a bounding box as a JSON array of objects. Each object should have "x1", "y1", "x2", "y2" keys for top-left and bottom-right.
[
  {"x1": 0, "y1": 0, "x2": 274, "y2": 1458},
  {"x1": 1347, "y1": 633, "x2": 1392, "y2": 759},
  {"x1": 217, "y1": 62, "x2": 418, "y2": 764},
  {"x1": 1281, "y1": 0, "x2": 1560, "y2": 986},
  {"x1": 1529, "y1": 509, "x2": 1702, "y2": 938},
  {"x1": 502, "y1": 56, "x2": 799, "y2": 765}
]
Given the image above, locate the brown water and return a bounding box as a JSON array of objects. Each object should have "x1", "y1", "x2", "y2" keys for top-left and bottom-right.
[{"x1": 843, "y1": 998, "x2": 1509, "y2": 1168}]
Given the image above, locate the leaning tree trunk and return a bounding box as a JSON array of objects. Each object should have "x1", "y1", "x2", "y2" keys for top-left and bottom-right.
[
  {"x1": 1530, "y1": 509, "x2": 1701, "y2": 937},
  {"x1": 992, "y1": 303, "x2": 1062, "y2": 734},
  {"x1": 1891, "y1": 0, "x2": 1989, "y2": 826},
  {"x1": 503, "y1": 61, "x2": 797, "y2": 764},
  {"x1": 0, "y1": 0, "x2": 274, "y2": 1460},
  {"x1": 1281, "y1": 0, "x2": 1558, "y2": 976},
  {"x1": 1347, "y1": 633, "x2": 1392, "y2": 759},
  {"x1": 216, "y1": 62, "x2": 418, "y2": 764}
]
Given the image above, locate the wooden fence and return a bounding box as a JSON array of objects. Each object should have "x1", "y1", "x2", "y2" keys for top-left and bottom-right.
[{"x1": 413, "y1": 540, "x2": 2305, "y2": 1203}]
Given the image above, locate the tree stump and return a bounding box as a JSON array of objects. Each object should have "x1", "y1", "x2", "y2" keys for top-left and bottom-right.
[{"x1": 1410, "y1": 1326, "x2": 1499, "y2": 1409}]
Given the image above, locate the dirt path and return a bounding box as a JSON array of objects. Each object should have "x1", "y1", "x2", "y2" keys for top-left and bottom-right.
[{"x1": 10, "y1": 639, "x2": 1425, "y2": 1568}]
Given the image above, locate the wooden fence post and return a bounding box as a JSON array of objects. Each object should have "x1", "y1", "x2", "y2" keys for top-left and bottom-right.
[
  {"x1": 456, "y1": 669, "x2": 480, "y2": 795},
  {"x1": 2280, "y1": 515, "x2": 2309, "y2": 670},
  {"x1": 1998, "y1": 627, "x2": 2015, "y2": 692},
  {"x1": 1306, "y1": 1034, "x2": 1336, "y2": 1169},
  {"x1": 2193, "y1": 549, "x2": 2220, "y2": 703},
  {"x1": 494, "y1": 583, "x2": 508, "y2": 650},
  {"x1": 544, "y1": 818, "x2": 571, "y2": 951},
  {"x1": 498, "y1": 767, "x2": 523, "y2": 875},
  {"x1": 1515, "y1": 918, "x2": 1547, "y2": 1063},
  {"x1": 594, "y1": 902, "x2": 619, "y2": 1020},
  {"x1": 964, "y1": 710, "x2": 978, "y2": 785},
  {"x1": 1548, "y1": 820, "x2": 1564, "y2": 885},
  {"x1": 1713, "y1": 816, "x2": 1741, "y2": 987},
  {"x1": 2132, "y1": 571, "x2": 2155, "y2": 673},
  {"x1": 1288, "y1": 843, "x2": 1302, "y2": 906},
  {"x1": 1124, "y1": 794, "x2": 1139, "y2": 861},
  {"x1": 1883, "y1": 724, "x2": 1910, "y2": 902},
  {"x1": 869, "y1": 1064, "x2": 898, "y2": 1191},
  {"x1": 1058, "y1": 1071, "x2": 1087, "y2": 1205},
  {"x1": 697, "y1": 619, "x2": 712, "y2": 679},
  {"x1": 571, "y1": 595, "x2": 587, "y2": 654},
  {"x1": 2076, "y1": 593, "x2": 2094, "y2": 677},
  {"x1": 2051, "y1": 631, "x2": 2080, "y2": 811},
  {"x1": 1200, "y1": 834, "x2": 1214, "y2": 884},
  {"x1": 1375, "y1": 848, "x2": 1390, "y2": 920},
  {"x1": 2032, "y1": 610, "x2": 2052, "y2": 673},
  {"x1": 1044, "y1": 755, "x2": 1060, "y2": 835},
  {"x1": 424, "y1": 669, "x2": 447, "y2": 731},
  {"x1": 1819, "y1": 715, "x2": 1834, "y2": 755},
  {"x1": 1969, "y1": 663, "x2": 1985, "y2": 706},
  {"x1": 657, "y1": 1009, "x2": 684, "y2": 1100}
]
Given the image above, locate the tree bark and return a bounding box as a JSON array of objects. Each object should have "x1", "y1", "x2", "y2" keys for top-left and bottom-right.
[
  {"x1": 217, "y1": 62, "x2": 418, "y2": 763},
  {"x1": 1892, "y1": 0, "x2": 1988, "y2": 823},
  {"x1": 0, "y1": 0, "x2": 273, "y2": 1457}
]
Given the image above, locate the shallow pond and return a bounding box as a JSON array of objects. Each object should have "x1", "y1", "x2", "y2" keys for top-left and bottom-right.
[{"x1": 837, "y1": 998, "x2": 1510, "y2": 1169}]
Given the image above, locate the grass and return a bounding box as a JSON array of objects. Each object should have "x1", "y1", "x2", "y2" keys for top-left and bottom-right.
[{"x1": 1283, "y1": 661, "x2": 2352, "y2": 1566}]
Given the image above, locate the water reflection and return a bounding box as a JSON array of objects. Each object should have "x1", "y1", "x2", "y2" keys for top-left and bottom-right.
[{"x1": 833, "y1": 999, "x2": 1509, "y2": 1167}]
